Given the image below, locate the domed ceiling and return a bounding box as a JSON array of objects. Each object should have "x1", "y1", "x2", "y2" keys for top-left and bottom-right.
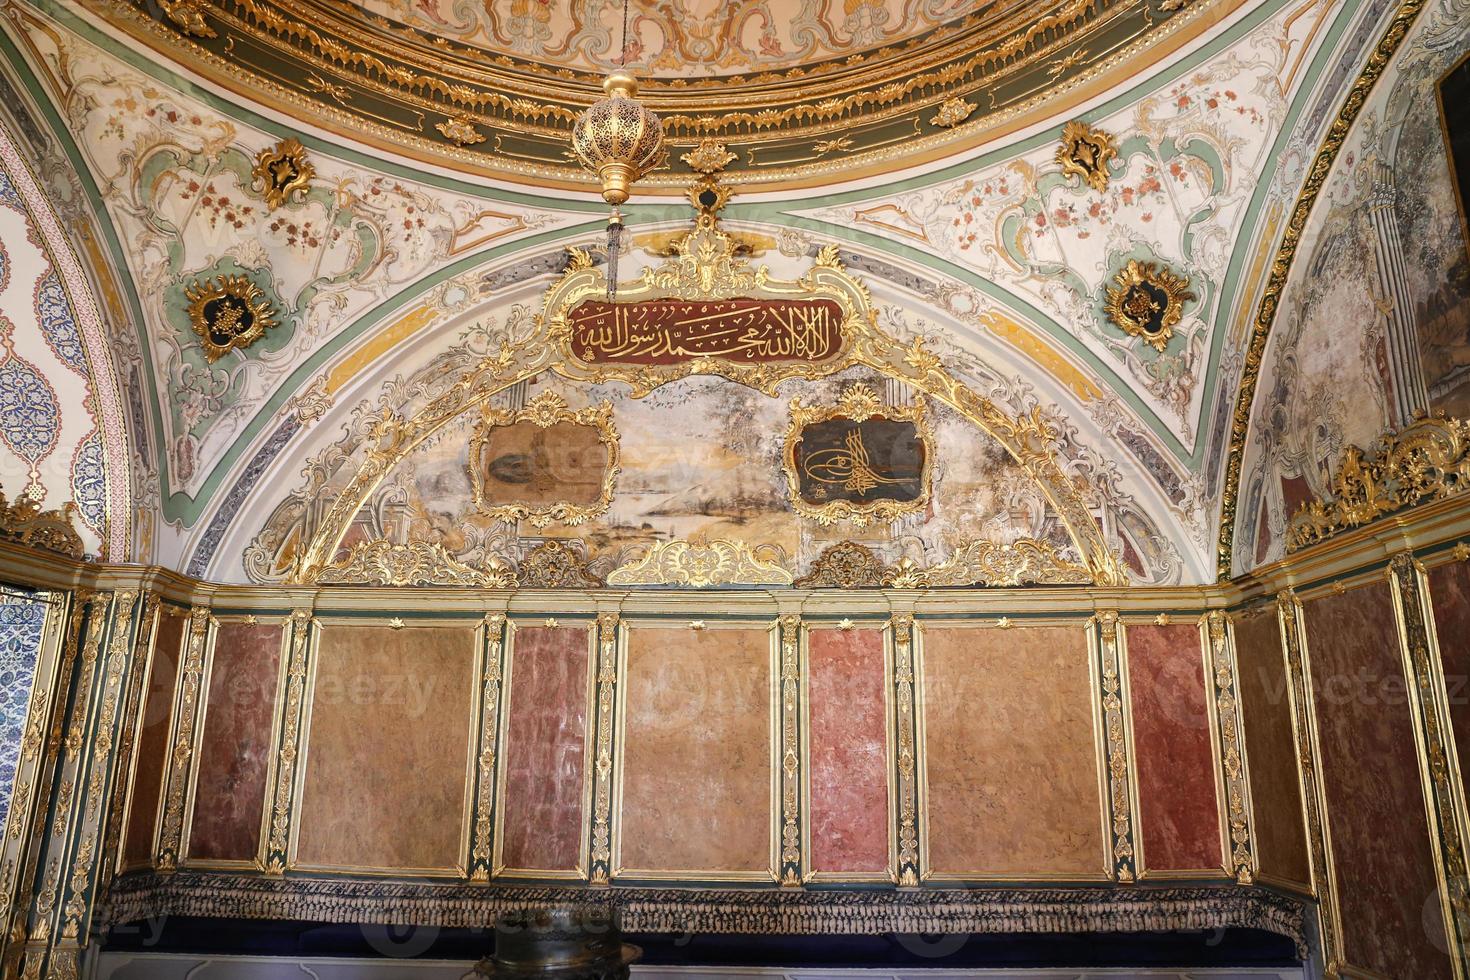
[
  {"x1": 79, "y1": 0, "x2": 1247, "y2": 188},
  {"x1": 0, "y1": 0, "x2": 1462, "y2": 588}
]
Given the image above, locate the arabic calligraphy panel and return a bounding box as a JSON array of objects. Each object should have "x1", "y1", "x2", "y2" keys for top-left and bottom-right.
[{"x1": 568, "y1": 298, "x2": 845, "y2": 366}]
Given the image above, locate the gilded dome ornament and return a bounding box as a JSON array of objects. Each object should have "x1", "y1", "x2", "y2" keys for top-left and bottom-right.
[
  {"x1": 251, "y1": 138, "x2": 314, "y2": 210},
  {"x1": 1057, "y1": 120, "x2": 1117, "y2": 193},
  {"x1": 1103, "y1": 259, "x2": 1194, "y2": 353},
  {"x1": 185, "y1": 274, "x2": 279, "y2": 362}
]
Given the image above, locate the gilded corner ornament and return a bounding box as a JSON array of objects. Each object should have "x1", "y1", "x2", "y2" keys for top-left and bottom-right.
[
  {"x1": 1103, "y1": 260, "x2": 1195, "y2": 353},
  {"x1": 0, "y1": 491, "x2": 84, "y2": 558},
  {"x1": 436, "y1": 115, "x2": 487, "y2": 146},
  {"x1": 251, "y1": 138, "x2": 314, "y2": 210},
  {"x1": 318, "y1": 540, "x2": 516, "y2": 588},
  {"x1": 184, "y1": 274, "x2": 279, "y2": 362},
  {"x1": 784, "y1": 383, "x2": 932, "y2": 528},
  {"x1": 516, "y1": 540, "x2": 603, "y2": 589},
  {"x1": 1057, "y1": 121, "x2": 1116, "y2": 193},
  {"x1": 931, "y1": 97, "x2": 976, "y2": 129},
  {"x1": 468, "y1": 391, "x2": 620, "y2": 528},
  {"x1": 606, "y1": 539, "x2": 793, "y2": 588},
  {"x1": 1287, "y1": 415, "x2": 1470, "y2": 551}
]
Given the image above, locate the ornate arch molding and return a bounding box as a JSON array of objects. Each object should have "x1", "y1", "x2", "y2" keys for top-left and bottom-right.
[
  {"x1": 0, "y1": 116, "x2": 132, "y2": 558},
  {"x1": 1216, "y1": 0, "x2": 1428, "y2": 581},
  {"x1": 288, "y1": 216, "x2": 1127, "y2": 587}
]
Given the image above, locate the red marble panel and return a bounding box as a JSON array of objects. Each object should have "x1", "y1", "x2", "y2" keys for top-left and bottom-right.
[
  {"x1": 296, "y1": 625, "x2": 475, "y2": 872},
  {"x1": 922, "y1": 626, "x2": 1104, "y2": 877},
  {"x1": 1126, "y1": 622, "x2": 1222, "y2": 873},
  {"x1": 499, "y1": 624, "x2": 590, "y2": 874},
  {"x1": 121, "y1": 610, "x2": 186, "y2": 869},
  {"x1": 618, "y1": 627, "x2": 770, "y2": 875},
  {"x1": 1304, "y1": 584, "x2": 1452, "y2": 979},
  {"x1": 1232, "y1": 605, "x2": 1309, "y2": 890},
  {"x1": 188, "y1": 621, "x2": 282, "y2": 863},
  {"x1": 806, "y1": 627, "x2": 888, "y2": 876},
  {"x1": 1429, "y1": 560, "x2": 1470, "y2": 818}
]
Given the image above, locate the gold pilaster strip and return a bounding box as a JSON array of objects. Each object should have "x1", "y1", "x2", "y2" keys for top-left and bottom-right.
[
  {"x1": 1203, "y1": 611, "x2": 1255, "y2": 883},
  {"x1": 1095, "y1": 611, "x2": 1138, "y2": 882},
  {"x1": 97, "y1": 595, "x2": 160, "y2": 901},
  {"x1": 891, "y1": 614, "x2": 920, "y2": 887},
  {"x1": 468, "y1": 613, "x2": 506, "y2": 882},
  {"x1": 588, "y1": 613, "x2": 619, "y2": 885},
  {"x1": 1389, "y1": 553, "x2": 1470, "y2": 977},
  {"x1": 1277, "y1": 591, "x2": 1343, "y2": 973},
  {"x1": 155, "y1": 607, "x2": 210, "y2": 872},
  {"x1": 264, "y1": 609, "x2": 313, "y2": 875},
  {"x1": 778, "y1": 615, "x2": 802, "y2": 886}
]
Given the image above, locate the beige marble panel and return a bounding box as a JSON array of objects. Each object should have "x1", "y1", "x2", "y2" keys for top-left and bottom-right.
[
  {"x1": 617, "y1": 626, "x2": 771, "y2": 876},
  {"x1": 921, "y1": 625, "x2": 1105, "y2": 878},
  {"x1": 294, "y1": 624, "x2": 475, "y2": 872}
]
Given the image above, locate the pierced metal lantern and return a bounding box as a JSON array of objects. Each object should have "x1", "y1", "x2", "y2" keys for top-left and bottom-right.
[{"x1": 571, "y1": 71, "x2": 665, "y2": 206}]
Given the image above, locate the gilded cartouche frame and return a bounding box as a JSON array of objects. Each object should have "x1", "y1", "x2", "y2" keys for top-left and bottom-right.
[
  {"x1": 914, "y1": 615, "x2": 1114, "y2": 884},
  {"x1": 797, "y1": 618, "x2": 897, "y2": 885},
  {"x1": 179, "y1": 612, "x2": 291, "y2": 873},
  {"x1": 783, "y1": 385, "x2": 934, "y2": 528},
  {"x1": 609, "y1": 617, "x2": 781, "y2": 884},
  {"x1": 283, "y1": 615, "x2": 482, "y2": 879},
  {"x1": 490, "y1": 618, "x2": 597, "y2": 882},
  {"x1": 468, "y1": 392, "x2": 621, "y2": 530}
]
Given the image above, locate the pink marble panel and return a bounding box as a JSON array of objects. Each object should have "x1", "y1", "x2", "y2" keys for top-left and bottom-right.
[
  {"x1": 1126, "y1": 622, "x2": 1222, "y2": 873},
  {"x1": 1304, "y1": 584, "x2": 1451, "y2": 979},
  {"x1": 922, "y1": 626, "x2": 1104, "y2": 877},
  {"x1": 499, "y1": 624, "x2": 590, "y2": 874},
  {"x1": 1429, "y1": 560, "x2": 1470, "y2": 818},
  {"x1": 121, "y1": 610, "x2": 186, "y2": 869},
  {"x1": 807, "y1": 627, "x2": 888, "y2": 875},
  {"x1": 618, "y1": 627, "x2": 770, "y2": 875},
  {"x1": 295, "y1": 625, "x2": 475, "y2": 872},
  {"x1": 188, "y1": 621, "x2": 282, "y2": 863},
  {"x1": 1232, "y1": 604, "x2": 1309, "y2": 890}
]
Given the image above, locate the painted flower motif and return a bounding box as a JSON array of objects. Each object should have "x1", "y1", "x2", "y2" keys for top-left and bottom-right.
[
  {"x1": 70, "y1": 429, "x2": 107, "y2": 536},
  {"x1": 0, "y1": 348, "x2": 61, "y2": 477},
  {"x1": 0, "y1": 598, "x2": 46, "y2": 831},
  {"x1": 34, "y1": 272, "x2": 86, "y2": 376}
]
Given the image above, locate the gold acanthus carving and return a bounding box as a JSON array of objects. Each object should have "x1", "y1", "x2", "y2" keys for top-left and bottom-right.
[
  {"x1": 795, "y1": 538, "x2": 1091, "y2": 588},
  {"x1": 1287, "y1": 416, "x2": 1470, "y2": 552},
  {"x1": 0, "y1": 492, "x2": 84, "y2": 559},
  {"x1": 1056, "y1": 120, "x2": 1117, "y2": 193},
  {"x1": 468, "y1": 391, "x2": 620, "y2": 529},
  {"x1": 319, "y1": 540, "x2": 516, "y2": 588},
  {"x1": 589, "y1": 614, "x2": 619, "y2": 885},
  {"x1": 1095, "y1": 611, "x2": 1137, "y2": 883},
  {"x1": 1217, "y1": 0, "x2": 1431, "y2": 580},
  {"x1": 892, "y1": 615, "x2": 920, "y2": 887},
  {"x1": 250, "y1": 137, "x2": 313, "y2": 210},
  {"x1": 516, "y1": 541, "x2": 603, "y2": 589},
  {"x1": 778, "y1": 616, "x2": 801, "y2": 887},
  {"x1": 605, "y1": 539, "x2": 793, "y2": 589},
  {"x1": 1203, "y1": 611, "x2": 1254, "y2": 884},
  {"x1": 287, "y1": 212, "x2": 1122, "y2": 587},
  {"x1": 155, "y1": 607, "x2": 210, "y2": 872},
  {"x1": 468, "y1": 614, "x2": 505, "y2": 882}
]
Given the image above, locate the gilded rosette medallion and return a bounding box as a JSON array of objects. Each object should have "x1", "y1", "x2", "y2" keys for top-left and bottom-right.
[
  {"x1": 184, "y1": 274, "x2": 278, "y2": 362},
  {"x1": 784, "y1": 383, "x2": 932, "y2": 527}
]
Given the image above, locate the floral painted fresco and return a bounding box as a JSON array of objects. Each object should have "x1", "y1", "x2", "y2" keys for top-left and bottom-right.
[{"x1": 0, "y1": 594, "x2": 46, "y2": 835}]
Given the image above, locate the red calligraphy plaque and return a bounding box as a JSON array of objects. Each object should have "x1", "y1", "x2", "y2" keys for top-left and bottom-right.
[{"x1": 567, "y1": 298, "x2": 845, "y2": 365}]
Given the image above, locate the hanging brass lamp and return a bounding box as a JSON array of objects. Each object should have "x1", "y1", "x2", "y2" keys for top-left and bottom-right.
[{"x1": 570, "y1": 70, "x2": 664, "y2": 207}]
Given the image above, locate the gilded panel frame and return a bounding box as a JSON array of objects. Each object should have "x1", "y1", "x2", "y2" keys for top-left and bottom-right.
[
  {"x1": 179, "y1": 612, "x2": 290, "y2": 873},
  {"x1": 914, "y1": 617, "x2": 1113, "y2": 884},
  {"x1": 798, "y1": 619, "x2": 896, "y2": 885},
  {"x1": 610, "y1": 618, "x2": 780, "y2": 884},
  {"x1": 490, "y1": 618, "x2": 597, "y2": 882},
  {"x1": 468, "y1": 391, "x2": 621, "y2": 529},
  {"x1": 782, "y1": 384, "x2": 933, "y2": 527},
  {"x1": 284, "y1": 616, "x2": 482, "y2": 879}
]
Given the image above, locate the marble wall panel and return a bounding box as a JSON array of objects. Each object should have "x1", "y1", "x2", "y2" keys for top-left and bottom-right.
[
  {"x1": 187, "y1": 621, "x2": 282, "y2": 863},
  {"x1": 295, "y1": 624, "x2": 475, "y2": 873},
  {"x1": 618, "y1": 626, "x2": 771, "y2": 877},
  {"x1": 1303, "y1": 584, "x2": 1451, "y2": 979},
  {"x1": 806, "y1": 627, "x2": 888, "y2": 877},
  {"x1": 1429, "y1": 559, "x2": 1470, "y2": 818},
  {"x1": 1232, "y1": 605, "x2": 1309, "y2": 890},
  {"x1": 498, "y1": 624, "x2": 591, "y2": 875},
  {"x1": 1126, "y1": 622, "x2": 1222, "y2": 874},
  {"x1": 921, "y1": 625, "x2": 1104, "y2": 878},
  {"x1": 121, "y1": 610, "x2": 186, "y2": 869}
]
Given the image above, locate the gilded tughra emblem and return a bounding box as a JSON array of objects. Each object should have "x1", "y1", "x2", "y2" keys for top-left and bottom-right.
[
  {"x1": 1103, "y1": 259, "x2": 1194, "y2": 352},
  {"x1": 185, "y1": 274, "x2": 279, "y2": 362},
  {"x1": 784, "y1": 383, "x2": 932, "y2": 527}
]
